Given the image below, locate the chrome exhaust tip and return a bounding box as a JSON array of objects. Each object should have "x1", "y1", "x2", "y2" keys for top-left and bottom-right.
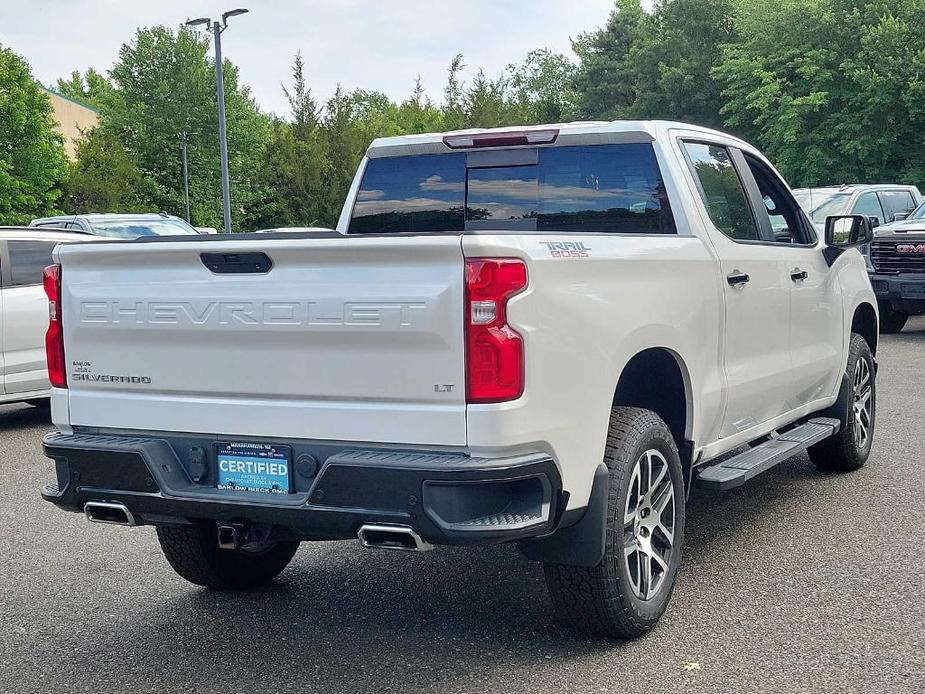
[
  {"x1": 357, "y1": 524, "x2": 433, "y2": 552},
  {"x1": 84, "y1": 501, "x2": 135, "y2": 527}
]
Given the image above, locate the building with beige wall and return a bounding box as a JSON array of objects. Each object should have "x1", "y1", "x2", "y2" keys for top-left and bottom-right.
[{"x1": 42, "y1": 88, "x2": 99, "y2": 159}]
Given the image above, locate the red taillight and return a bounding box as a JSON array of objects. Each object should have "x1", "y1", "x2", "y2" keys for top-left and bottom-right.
[
  {"x1": 465, "y1": 258, "x2": 527, "y2": 403},
  {"x1": 43, "y1": 264, "x2": 66, "y2": 389},
  {"x1": 443, "y1": 129, "x2": 558, "y2": 149}
]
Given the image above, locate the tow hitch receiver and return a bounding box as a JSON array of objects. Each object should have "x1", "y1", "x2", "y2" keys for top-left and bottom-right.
[{"x1": 217, "y1": 523, "x2": 243, "y2": 550}]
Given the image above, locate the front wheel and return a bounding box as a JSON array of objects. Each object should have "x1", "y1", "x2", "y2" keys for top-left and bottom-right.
[
  {"x1": 544, "y1": 407, "x2": 685, "y2": 639},
  {"x1": 809, "y1": 333, "x2": 876, "y2": 471},
  {"x1": 157, "y1": 521, "x2": 299, "y2": 589}
]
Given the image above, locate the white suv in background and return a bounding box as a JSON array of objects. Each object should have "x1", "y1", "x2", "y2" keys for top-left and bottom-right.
[{"x1": 0, "y1": 228, "x2": 101, "y2": 405}]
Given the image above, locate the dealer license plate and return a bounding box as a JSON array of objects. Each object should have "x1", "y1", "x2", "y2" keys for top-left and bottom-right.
[{"x1": 215, "y1": 442, "x2": 292, "y2": 494}]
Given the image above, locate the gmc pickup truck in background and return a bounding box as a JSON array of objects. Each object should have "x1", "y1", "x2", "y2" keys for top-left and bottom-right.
[
  {"x1": 868, "y1": 201, "x2": 925, "y2": 333},
  {"x1": 40, "y1": 121, "x2": 878, "y2": 638}
]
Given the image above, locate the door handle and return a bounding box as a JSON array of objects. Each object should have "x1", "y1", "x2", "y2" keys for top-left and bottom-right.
[
  {"x1": 726, "y1": 270, "x2": 750, "y2": 287},
  {"x1": 790, "y1": 268, "x2": 808, "y2": 282}
]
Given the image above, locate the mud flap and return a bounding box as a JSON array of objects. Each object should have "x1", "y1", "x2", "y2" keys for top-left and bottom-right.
[{"x1": 517, "y1": 463, "x2": 608, "y2": 567}]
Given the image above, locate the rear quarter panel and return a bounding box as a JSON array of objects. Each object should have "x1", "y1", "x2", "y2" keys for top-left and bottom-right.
[{"x1": 463, "y1": 233, "x2": 723, "y2": 509}]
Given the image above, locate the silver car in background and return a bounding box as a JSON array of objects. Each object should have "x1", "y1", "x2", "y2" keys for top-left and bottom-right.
[
  {"x1": 793, "y1": 184, "x2": 922, "y2": 228},
  {"x1": 29, "y1": 212, "x2": 199, "y2": 239}
]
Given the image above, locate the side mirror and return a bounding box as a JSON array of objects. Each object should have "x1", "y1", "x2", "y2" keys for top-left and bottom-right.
[
  {"x1": 868, "y1": 216, "x2": 880, "y2": 228},
  {"x1": 892, "y1": 212, "x2": 909, "y2": 222},
  {"x1": 825, "y1": 214, "x2": 874, "y2": 248}
]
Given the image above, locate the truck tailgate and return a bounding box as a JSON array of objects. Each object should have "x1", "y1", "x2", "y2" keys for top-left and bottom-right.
[{"x1": 56, "y1": 235, "x2": 467, "y2": 446}]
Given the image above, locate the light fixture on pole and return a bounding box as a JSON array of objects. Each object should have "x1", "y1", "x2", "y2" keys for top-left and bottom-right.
[{"x1": 185, "y1": 9, "x2": 249, "y2": 233}]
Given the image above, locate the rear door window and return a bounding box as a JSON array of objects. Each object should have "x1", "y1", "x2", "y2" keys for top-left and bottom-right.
[
  {"x1": 349, "y1": 143, "x2": 676, "y2": 234},
  {"x1": 682, "y1": 142, "x2": 760, "y2": 242},
  {"x1": 8, "y1": 240, "x2": 56, "y2": 287}
]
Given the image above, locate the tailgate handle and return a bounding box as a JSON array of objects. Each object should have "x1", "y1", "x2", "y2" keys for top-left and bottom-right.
[{"x1": 201, "y1": 252, "x2": 272, "y2": 274}]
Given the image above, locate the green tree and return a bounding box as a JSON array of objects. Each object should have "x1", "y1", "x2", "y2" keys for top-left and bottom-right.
[
  {"x1": 443, "y1": 54, "x2": 468, "y2": 130},
  {"x1": 396, "y1": 77, "x2": 444, "y2": 133},
  {"x1": 282, "y1": 52, "x2": 318, "y2": 137},
  {"x1": 317, "y1": 85, "x2": 371, "y2": 225},
  {"x1": 506, "y1": 49, "x2": 579, "y2": 124},
  {"x1": 626, "y1": 0, "x2": 736, "y2": 128},
  {"x1": 714, "y1": 0, "x2": 925, "y2": 186},
  {"x1": 249, "y1": 54, "x2": 331, "y2": 229},
  {"x1": 0, "y1": 45, "x2": 68, "y2": 224},
  {"x1": 55, "y1": 68, "x2": 116, "y2": 111},
  {"x1": 464, "y1": 69, "x2": 509, "y2": 127},
  {"x1": 104, "y1": 25, "x2": 268, "y2": 227},
  {"x1": 573, "y1": 0, "x2": 646, "y2": 119},
  {"x1": 61, "y1": 127, "x2": 159, "y2": 213}
]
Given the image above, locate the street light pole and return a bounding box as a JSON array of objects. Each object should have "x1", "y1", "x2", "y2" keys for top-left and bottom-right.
[
  {"x1": 212, "y1": 20, "x2": 232, "y2": 234},
  {"x1": 180, "y1": 132, "x2": 191, "y2": 223},
  {"x1": 186, "y1": 9, "x2": 248, "y2": 234}
]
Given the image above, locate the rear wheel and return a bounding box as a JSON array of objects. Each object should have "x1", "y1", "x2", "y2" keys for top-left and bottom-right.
[
  {"x1": 809, "y1": 333, "x2": 875, "y2": 471},
  {"x1": 157, "y1": 521, "x2": 299, "y2": 589},
  {"x1": 544, "y1": 407, "x2": 685, "y2": 639},
  {"x1": 878, "y1": 305, "x2": 907, "y2": 334}
]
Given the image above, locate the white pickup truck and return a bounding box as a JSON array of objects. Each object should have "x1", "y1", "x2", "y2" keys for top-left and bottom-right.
[{"x1": 41, "y1": 121, "x2": 878, "y2": 639}]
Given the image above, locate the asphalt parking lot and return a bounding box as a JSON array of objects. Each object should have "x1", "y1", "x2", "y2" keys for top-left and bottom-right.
[{"x1": 2, "y1": 318, "x2": 924, "y2": 694}]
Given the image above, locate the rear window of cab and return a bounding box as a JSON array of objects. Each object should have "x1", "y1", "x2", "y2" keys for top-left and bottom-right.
[{"x1": 348, "y1": 143, "x2": 676, "y2": 235}]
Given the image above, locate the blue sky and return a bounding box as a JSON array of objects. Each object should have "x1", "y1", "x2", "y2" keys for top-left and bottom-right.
[{"x1": 0, "y1": 1, "x2": 649, "y2": 117}]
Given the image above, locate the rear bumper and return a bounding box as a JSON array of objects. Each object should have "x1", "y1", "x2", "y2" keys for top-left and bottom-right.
[
  {"x1": 870, "y1": 272, "x2": 925, "y2": 313},
  {"x1": 41, "y1": 432, "x2": 562, "y2": 546}
]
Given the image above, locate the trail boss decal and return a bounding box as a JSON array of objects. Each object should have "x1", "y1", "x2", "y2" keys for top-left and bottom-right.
[{"x1": 540, "y1": 241, "x2": 591, "y2": 258}]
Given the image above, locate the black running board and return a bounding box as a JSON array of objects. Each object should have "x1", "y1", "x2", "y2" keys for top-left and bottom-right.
[{"x1": 696, "y1": 418, "x2": 841, "y2": 491}]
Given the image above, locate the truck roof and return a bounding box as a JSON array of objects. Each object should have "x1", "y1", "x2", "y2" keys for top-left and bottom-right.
[{"x1": 367, "y1": 120, "x2": 749, "y2": 158}]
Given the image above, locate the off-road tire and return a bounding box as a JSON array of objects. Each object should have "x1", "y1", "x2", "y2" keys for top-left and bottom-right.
[
  {"x1": 878, "y1": 307, "x2": 907, "y2": 334},
  {"x1": 544, "y1": 407, "x2": 685, "y2": 639},
  {"x1": 156, "y1": 522, "x2": 299, "y2": 589},
  {"x1": 809, "y1": 333, "x2": 876, "y2": 472}
]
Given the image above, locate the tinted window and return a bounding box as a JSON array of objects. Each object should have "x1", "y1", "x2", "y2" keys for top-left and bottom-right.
[
  {"x1": 349, "y1": 144, "x2": 675, "y2": 234},
  {"x1": 9, "y1": 241, "x2": 55, "y2": 286},
  {"x1": 539, "y1": 145, "x2": 673, "y2": 233},
  {"x1": 467, "y1": 165, "x2": 537, "y2": 228},
  {"x1": 853, "y1": 192, "x2": 885, "y2": 222},
  {"x1": 879, "y1": 190, "x2": 917, "y2": 220},
  {"x1": 350, "y1": 154, "x2": 466, "y2": 233},
  {"x1": 683, "y1": 142, "x2": 759, "y2": 241}
]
